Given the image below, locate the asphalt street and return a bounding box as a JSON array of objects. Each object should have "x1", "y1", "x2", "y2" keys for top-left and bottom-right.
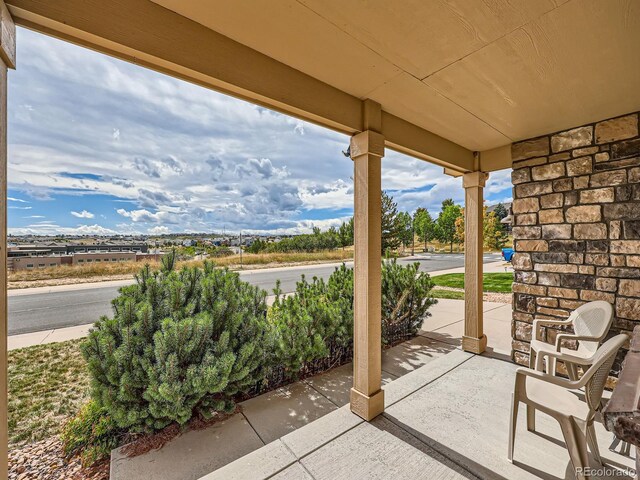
[{"x1": 8, "y1": 252, "x2": 501, "y2": 335}]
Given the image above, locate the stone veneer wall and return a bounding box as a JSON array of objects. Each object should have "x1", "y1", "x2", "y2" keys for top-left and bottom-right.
[{"x1": 510, "y1": 111, "x2": 640, "y2": 375}]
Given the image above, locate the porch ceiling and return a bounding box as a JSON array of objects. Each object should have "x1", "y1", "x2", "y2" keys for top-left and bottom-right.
[
  {"x1": 7, "y1": 0, "x2": 640, "y2": 172},
  {"x1": 151, "y1": 0, "x2": 640, "y2": 153}
]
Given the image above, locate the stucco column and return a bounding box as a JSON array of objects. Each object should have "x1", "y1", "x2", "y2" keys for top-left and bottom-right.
[
  {"x1": 462, "y1": 171, "x2": 489, "y2": 354},
  {"x1": 0, "y1": 1, "x2": 15, "y2": 475},
  {"x1": 350, "y1": 129, "x2": 384, "y2": 421}
]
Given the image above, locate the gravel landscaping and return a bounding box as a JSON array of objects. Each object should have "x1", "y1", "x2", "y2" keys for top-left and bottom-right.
[{"x1": 9, "y1": 437, "x2": 107, "y2": 480}]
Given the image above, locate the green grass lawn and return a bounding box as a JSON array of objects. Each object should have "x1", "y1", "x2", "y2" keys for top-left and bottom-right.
[
  {"x1": 431, "y1": 289, "x2": 465, "y2": 300},
  {"x1": 431, "y1": 272, "x2": 514, "y2": 293},
  {"x1": 8, "y1": 339, "x2": 89, "y2": 446}
]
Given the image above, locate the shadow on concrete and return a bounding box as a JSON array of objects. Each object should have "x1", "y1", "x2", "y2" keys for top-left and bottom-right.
[
  {"x1": 382, "y1": 336, "x2": 457, "y2": 377},
  {"x1": 378, "y1": 413, "x2": 513, "y2": 480}
]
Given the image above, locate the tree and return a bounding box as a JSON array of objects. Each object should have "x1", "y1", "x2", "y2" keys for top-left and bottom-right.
[
  {"x1": 441, "y1": 198, "x2": 455, "y2": 209},
  {"x1": 454, "y1": 210, "x2": 465, "y2": 246},
  {"x1": 396, "y1": 211, "x2": 414, "y2": 252},
  {"x1": 413, "y1": 208, "x2": 435, "y2": 252},
  {"x1": 492, "y1": 203, "x2": 509, "y2": 221},
  {"x1": 246, "y1": 238, "x2": 268, "y2": 254},
  {"x1": 484, "y1": 210, "x2": 509, "y2": 250},
  {"x1": 338, "y1": 218, "x2": 354, "y2": 249},
  {"x1": 435, "y1": 203, "x2": 463, "y2": 252},
  {"x1": 381, "y1": 191, "x2": 403, "y2": 254},
  {"x1": 454, "y1": 206, "x2": 509, "y2": 251}
]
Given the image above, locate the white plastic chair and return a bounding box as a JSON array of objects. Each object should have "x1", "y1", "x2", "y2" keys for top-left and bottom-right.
[
  {"x1": 530, "y1": 301, "x2": 614, "y2": 379},
  {"x1": 509, "y1": 334, "x2": 627, "y2": 480}
]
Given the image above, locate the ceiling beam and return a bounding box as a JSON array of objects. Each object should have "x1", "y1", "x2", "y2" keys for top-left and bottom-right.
[
  {"x1": 7, "y1": 0, "x2": 474, "y2": 171},
  {"x1": 383, "y1": 112, "x2": 474, "y2": 171},
  {"x1": 478, "y1": 145, "x2": 512, "y2": 172}
]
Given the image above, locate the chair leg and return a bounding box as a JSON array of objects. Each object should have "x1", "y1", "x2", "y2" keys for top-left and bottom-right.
[
  {"x1": 567, "y1": 362, "x2": 578, "y2": 381},
  {"x1": 509, "y1": 392, "x2": 519, "y2": 462},
  {"x1": 586, "y1": 422, "x2": 602, "y2": 465},
  {"x1": 527, "y1": 405, "x2": 536, "y2": 432},
  {"x1": 558, "y1": 417, "x2": 589, "y2": 480}
]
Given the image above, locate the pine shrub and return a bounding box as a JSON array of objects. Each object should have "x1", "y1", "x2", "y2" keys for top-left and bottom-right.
[
  {"x1": 268, "y1": 260, "x2": 436, "y2": 381},
  {"x1": 82, "y1": 259, "x2": 270, "y2": 432},
  {"x1": 382, "y1": 259, "x2": 437, "y2": 345},
  {"x1": 81, "y1": 256, "x2": 435, "y2": 438},
  {"x1": 270, "y1": 264, "x2": 353, "y2": 378}
]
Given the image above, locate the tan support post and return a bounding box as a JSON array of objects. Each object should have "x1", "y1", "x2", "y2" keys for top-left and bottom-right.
[
  {"x1": 349, "y1": 128, "x2": 384, "y2": 421},
  {"x1": 462, "y1": 171, "x2": 488, "y2": 354},
  {"x1": 0, "y1": 2, "x2": 14, "y2": 477}
]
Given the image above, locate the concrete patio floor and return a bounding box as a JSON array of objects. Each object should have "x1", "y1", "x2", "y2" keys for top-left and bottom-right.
[
  {"x1": 207, "y1": 351, "x2": 636, "y2": 480},
  {"x1": 110, "y1": 298, "x2": 513, "y2": 480}
]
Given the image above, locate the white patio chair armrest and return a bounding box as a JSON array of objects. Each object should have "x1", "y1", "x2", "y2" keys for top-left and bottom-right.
[
  {"x1": 532, "y1": 318, "x2": 572, "y2": 336},
  {"x1": 536, "y1": 348, "x2": 594, "y2": 366},
  {"x1": 515, "y1": 366, "x2": 580, "y2": 389},
  {"x1": 554, "y1": 334, "x2": 599, "y2": 352}
]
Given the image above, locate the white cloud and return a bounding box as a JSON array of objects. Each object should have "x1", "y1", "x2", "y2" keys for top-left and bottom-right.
[
  {"x1": 71, "y1": 209, "x2": 95, "y2": 218},
  {"x1": 8, "y1": 197, "x2": 28, "y2": 203},
  {"x1": 9, "y1": 223, "x2": 117, "y2": 236},
  {"x1": 148, "y1": 225, "x2": 169, "y2": 235},
  {"x1": 117, "y1": 208, "x2": 170, "y2": 223},
  {"x1": 7, "y1": 27, "x2": 515, "y2": 235}
]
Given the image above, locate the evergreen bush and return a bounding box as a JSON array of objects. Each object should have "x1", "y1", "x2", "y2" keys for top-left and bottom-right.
[
  {"x1": 268, "y1": 259, "x2": 436, "y2": 381},
  {"x1": 82, "y1": 258, "x2": 270, "y2": 432},
  {"x1": 269, "y1": 264, "x2": 353, "y2": 378},
  {"x1": 80, "y1": 256, "x2": 435, "y2": 442},
  {"x1": 382, "y1": 259, "x2": 436, "y2": 345}
]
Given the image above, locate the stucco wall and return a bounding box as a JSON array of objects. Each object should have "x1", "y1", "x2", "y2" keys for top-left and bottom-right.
[{"x1": 510, "y1": 112, "x2": 640, "y2": 375}]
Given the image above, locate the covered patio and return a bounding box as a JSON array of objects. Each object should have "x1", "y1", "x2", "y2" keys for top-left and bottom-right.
[
  {"x1": 206, "y1": 350, "x2": 636, "y2": 480},
  {"x1": 0, "y1": 1, "x2": 639, "y2": 479}
]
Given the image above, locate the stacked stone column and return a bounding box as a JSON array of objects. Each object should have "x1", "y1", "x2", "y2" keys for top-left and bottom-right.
[{"x1": 511, "y1": 112, "x2": 640, "y2": 376}]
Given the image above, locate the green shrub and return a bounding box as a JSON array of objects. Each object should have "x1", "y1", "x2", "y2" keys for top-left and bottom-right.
[
  {"x1": 268, "y1": 259, "x2": 436, "y2": 380},
  {"x1": 61, "y1": 400, "x2": 121, "y2": 467},
  {"x1": 382, "y1": 259, "x2": 437, "y2": 345},
  {"x1": 270, "y1": 264, "x2": 353, "y2": 377},
  {"x1": 80, "y1": 257, "x2": 435, "y2": 445},
  {"x1": 82, "y1": 260, "x2": 270, "y2": 432}
]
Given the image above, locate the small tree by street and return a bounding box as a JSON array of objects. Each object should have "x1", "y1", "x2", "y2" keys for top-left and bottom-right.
[
  {"x1": 435, "y1": 200, "x2": 463, "y2": 252},
  {"x1": 396, "y1": 211, "x2": 414, "y2": 253},
  {"x1": 413, "y1": 208, "x2": 435, "y2": 252},
  {"x1": 381, "y1": 191, "x2": 403, "y2": 254},
  {"x1": 338, "y1": 217, "x2": 354, "y2": 249},
  {"x1": 451, "y1": 205, "x2": 509, "y2": 251},
  {"x1": 484, "y1": 210, "x2": 509, "y2": 250}
]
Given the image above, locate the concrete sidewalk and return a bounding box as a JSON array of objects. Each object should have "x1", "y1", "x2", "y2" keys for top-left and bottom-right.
[
  {"x1": 8, "y1": 260, "x2": 512, "y2": 350},
  {"x1": 110, "y1": 299, "x2": 513, "y2": 480}
]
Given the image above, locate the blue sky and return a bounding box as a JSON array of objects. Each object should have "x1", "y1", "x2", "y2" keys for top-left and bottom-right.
[{"x1": 8, "y1": 28, "x2": 512, "y2": 236}]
